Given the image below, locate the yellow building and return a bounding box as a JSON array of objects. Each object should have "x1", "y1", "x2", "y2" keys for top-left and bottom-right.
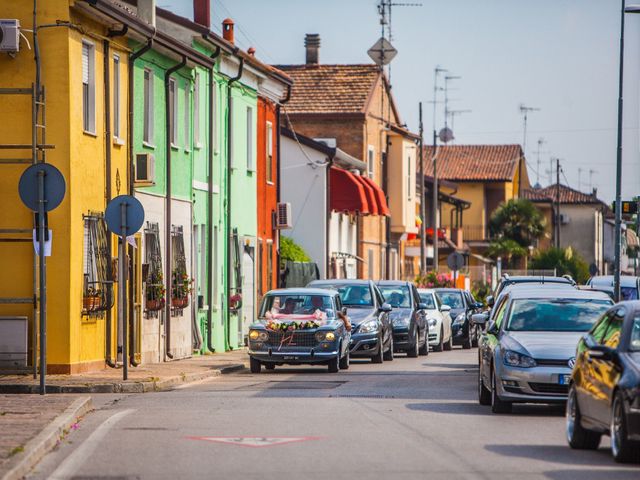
[{"x1": 0, "y1": 1, "x2": 145, "y2": 373}]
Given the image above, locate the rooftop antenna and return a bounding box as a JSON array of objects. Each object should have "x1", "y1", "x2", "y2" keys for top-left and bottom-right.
[
  {"x1": 447, "y1": 109, "x2": 471, "y2": 142},
  {"x1": 378, "y1": 0, "x2": 422, "y2": 42},
  {"x1": 589, "y1": 169, "x2": 597, "y2": 191},
  {"x1": 440, "y1": 74, "x2": 461, "y2": 143},
  {"x1": 578, "y1": 168, "x2": 583, "y2": 192},
  {"x1": 519, "y1": 104, "x2": 540, "y2": 159},
  {"x1": 533, "y1": 138, "x2": 547, "y2": 187}
]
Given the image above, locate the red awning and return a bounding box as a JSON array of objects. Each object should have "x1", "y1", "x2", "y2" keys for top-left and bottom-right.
[
  {"x1": 361, "y1": 176, "x2": 390, "y2": 216},
  {"x1": 352, "y1": 175, "x2": 379, "y2": 215},
  {"x1": 330, "y1": 167, "x2": 370, "y2": 215}
]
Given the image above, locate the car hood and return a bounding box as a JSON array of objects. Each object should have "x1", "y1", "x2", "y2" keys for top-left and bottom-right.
[
  {"x1": 345, "y1": 307, "x2": 376, "y2": 325},
  {"x1": 502, "y1": 331, "x2": 583, "y2": 359},
  {"x1": 389, "y1": 308, "x2": 413, "y2": 321}
]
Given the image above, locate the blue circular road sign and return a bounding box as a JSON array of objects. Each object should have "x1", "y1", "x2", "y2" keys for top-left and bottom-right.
[
  {"x1": 105, "y1": 195, "x2": 145, "y2": 237},
  {"x1": 18, "y1": 163, "x2": 66, "y2": 212}
]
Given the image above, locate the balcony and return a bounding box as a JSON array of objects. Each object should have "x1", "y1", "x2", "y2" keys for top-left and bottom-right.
[{"x1": 462, "y1": 224, "x2": 489, "y2": 242}]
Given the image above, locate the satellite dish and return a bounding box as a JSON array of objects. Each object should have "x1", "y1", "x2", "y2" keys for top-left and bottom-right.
[{"x1": 438, "y1": 127, "x2": 454, "y2": 143}]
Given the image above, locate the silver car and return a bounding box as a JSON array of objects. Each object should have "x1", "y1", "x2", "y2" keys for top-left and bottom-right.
[{"x1": 472, "y1": 287, "x2": 613, "y2": 413}]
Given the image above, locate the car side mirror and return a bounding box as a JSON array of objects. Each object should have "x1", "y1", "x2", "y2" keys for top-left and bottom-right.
[
  {"x1": 486, "y1": 320, "x2": 499, "y2": 335},
  {"x1": 341, "y1": 307, "x2": 348, "y2": 316},
  {"x1": 379, "y1": 303, "x2": 393, "y2": 313},
  {"x1": 440, "y1": 305, "x2": 451, "y2": 313},
  {"x1": 474, "y1": 302, "x2": 484, "y2": 309},
  {"x1": 471, "y1": 313, "x2": 489, "y2": 325},
  {"x1": 588, "y1": 345, "x2": 618, "y2": 363},
  {"x1": 418, "y1": 302, "x2": 428, "y2": 310},
  {"x1": 486, "y1": 295, "x2": 494, "y2": 307}
]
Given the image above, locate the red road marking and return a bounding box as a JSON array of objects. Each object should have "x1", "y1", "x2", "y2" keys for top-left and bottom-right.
[{"x1": 186, "y1": 436, "x2": 322, "y2": 448}]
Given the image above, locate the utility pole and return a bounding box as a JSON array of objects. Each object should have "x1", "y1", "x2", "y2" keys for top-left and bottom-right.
[
  {"x1": 431, "y1": 66, "x2": 446, "y2": 271},
  {"x1": 419, "y1": 102, "x2": 426, "y2": 274},
  {"x1": 555, "y1": 158, "x2": 561, "y2": 248}
]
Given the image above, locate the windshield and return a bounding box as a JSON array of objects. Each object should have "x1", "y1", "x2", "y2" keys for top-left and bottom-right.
[
  {"x1": 314, "y1": 284, "x2": 373, "y2": 307},
  {"x1": 506, "y1": 299, "x2": 611, "y2": 332},
  {"x1": 631, "y1": 316, "x2": 640, "y2": 352},
  {"x1": 621, "y1": 287, "x2": 638, "y2": 301},
  {"x1": 259, "y1": 294, "x2": 336, "y2": 319},
  {"x1": 418, "y1": 292, "x2": 436, "y2": 309},
  {"x1": 436, "y1": 291, "x2": 464, "y2": 309},
  {"x1": 379, "y1": 285, "x2": 411, "y2": 308}
]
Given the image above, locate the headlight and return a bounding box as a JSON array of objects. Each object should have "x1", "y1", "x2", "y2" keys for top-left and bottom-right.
[
  {"x1": 315, "y1": 331, "x2": 326, "y2": 342},
  {"x1": 325, "y1": 332, "x2": 336, "y2": 341},
  {"x1": 359, "y1": 320, "x2": 378, "y2": 333},
  {"x1": 503, "y1": 350, "x2": 537, "y2": 368},
  {"x1": 249, "y1": 330, "x2": 260, "y2": 340},
  {"x1": 315, "y1": 331, "x2": 336, "y2": 342},
  {"x1": 427, "y1": 318, "x2": 438, "y2": 327},
  {"x1": 393, "y1": 317, "x2": 410, "y2": 327},
  {"x1": 249, "y1": 330, "x2": 268, "y2": 342},
  {"x1": 453, "y1": 313, "x2": 465, "y2": 325}
]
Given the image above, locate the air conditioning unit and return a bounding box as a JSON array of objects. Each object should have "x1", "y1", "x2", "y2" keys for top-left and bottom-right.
[
  {"x1": 0, "y1": 20, "x2": 20, "y2": 53},
  {"x1": 559, "y1": 213, "x2": 571, "y2": 225},
  {"x1": 275, "y1": 202, "x2": 292, "y2": 229},
  {"x1": 314, "y1": 138, "x2": 337, "y2": 148},
  {"x1": 135, "y1": 153, "x2": 155, "y2": 185}
]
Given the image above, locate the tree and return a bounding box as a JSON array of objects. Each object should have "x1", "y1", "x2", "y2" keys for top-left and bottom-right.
[
  {"x1": 486, "y1": 238, "x2": 527, "y2": 267},
  {"x1": 280, "y1": 236, "x2": 310, "y2": 263},
  {"x1": 529, "y1": 247, "x2": 590, "y2": 284},
  {"x1": 489, "y1": 198, "x2": 545, "y2": 248}
]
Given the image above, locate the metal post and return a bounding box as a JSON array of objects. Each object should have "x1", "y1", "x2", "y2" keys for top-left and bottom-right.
[
  {"x1": 432, "y1": 130, "x2": 438, "y2": 270},
  {"x1": 37, "y1": 171, "x2": 46, "y2": 395},
  {"x1": 614, "y1": 0, "x2": 626, "y2": 302},
  {"x1": 419, "y1": 102, "x2": 425, "y2": 275},
  {"x1": 120, "y1": 202, "x2": 128, "y2": 380},
  {"x1": 556, "y1": 158, "x2": 561, "y2": 248}
]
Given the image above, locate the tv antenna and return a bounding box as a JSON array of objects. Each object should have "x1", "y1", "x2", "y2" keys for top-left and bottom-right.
[
  {"x1": 378, "y1": 0, "x2": 422, "y2": 41},
  {"x1": 519, "y1": 104, "x2": 540, "y2": 159},
  {"x1": 447, "y1": 109, "x2": 471, "y2": 140},
  {"x1": 589, "y1": 169, "x2": 597, "y2": 191},
  {"x1": 533, "y1": 138, "x2": 548, "y2": 187}
]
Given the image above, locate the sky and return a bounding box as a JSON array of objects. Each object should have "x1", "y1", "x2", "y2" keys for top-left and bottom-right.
[{"x1": 162, "y1": 0, "x2": 640, "y2": 202}]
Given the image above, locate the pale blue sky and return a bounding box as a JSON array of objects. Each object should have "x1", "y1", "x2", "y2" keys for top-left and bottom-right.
[{"x1": 163, "y1": 0, "x2": 640, "y2": 202}]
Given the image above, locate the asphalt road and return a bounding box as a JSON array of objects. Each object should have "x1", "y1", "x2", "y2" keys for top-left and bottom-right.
[{"x1": 29, "y1": 348, "x2": 639, "y2": 480}]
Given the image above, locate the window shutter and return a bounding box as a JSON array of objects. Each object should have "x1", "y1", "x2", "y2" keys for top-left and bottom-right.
[{"x1": 82, "y1": 44, "x2": 89, "y2": 84}]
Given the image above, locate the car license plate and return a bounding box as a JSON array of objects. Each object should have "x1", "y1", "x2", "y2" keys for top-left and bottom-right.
[
  {"x1": 283, "y1": 356, "x2": 298, "y2": 361},
  {"x1": 558, "y1": 374, "x2": 571, "y2": 385}
]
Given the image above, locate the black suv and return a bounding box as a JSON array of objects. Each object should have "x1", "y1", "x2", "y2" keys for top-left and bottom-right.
[
  {"x1": 307, "y1": 279, "x2": 394, "y2": 363},
  {"x1": 434, "y1": 288, "x2": 483, "y2": 349}
]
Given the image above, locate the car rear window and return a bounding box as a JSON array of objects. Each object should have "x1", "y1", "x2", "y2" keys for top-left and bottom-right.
[
  {"x1": 379, "y1": 285, "x2": 411, "y2": 308},
  {"x1": 312, "y1": 284, "x2": 373, "y2": 307},
  {"x1": 418, "y1": 292, "x2": 436, "y2": 309},
  {"x1": 436, "y1": 291, "x2": 464, "y2": 309},
  {"x1": 506, "y1": 298, "x2": 612, "y2": 332},
  {"x1": 259, "y1": 294, "x2": 336, "y2": 319}
]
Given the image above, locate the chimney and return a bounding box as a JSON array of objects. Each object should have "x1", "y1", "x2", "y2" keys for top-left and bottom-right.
[
  {"x1": 193, "y1": 0, "x2": 210, "y2": 28},
  {"x1": 222, "y1": 18, "x2": 234, "y2": 44},
  {"x1": 305, "y1": 34, "x2": 320, "y2": 64},
  {"x1": 247, "y1": 47, "x2": 256, "y2": 57},
  {"x1": 138, "y1": 0, "x2": 156, "y2": 27}
]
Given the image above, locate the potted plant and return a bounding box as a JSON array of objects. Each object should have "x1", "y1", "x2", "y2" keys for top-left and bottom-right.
[
  {"x1": 83, "y1": 287, "x2": 101, "y2": 312},
  {"x1": 171, "y1": 270, "x2": 193, "y2": 309},
  {"x1": 145, "y1": 272, "x2": 165, "y2": 311}
]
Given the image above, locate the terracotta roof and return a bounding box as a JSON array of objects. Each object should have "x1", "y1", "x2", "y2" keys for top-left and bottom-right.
[
  {"x1": 521, "y1": 188, "x2": 553, "y2": 202},
  {"x1": 274, "y1": 64, "x2": 382, "y2": 115},
  {"x1": 537, "y1": 184, "x2": 605, "y2": 205},
  {"x1": 422, "y1": 145, "x2": 523, "y2": 182}
]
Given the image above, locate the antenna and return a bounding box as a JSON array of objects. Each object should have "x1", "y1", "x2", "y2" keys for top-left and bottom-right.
[
  {"x1": 439, "y1": 74, "x2": 461, "y2": 142},
  {"x1": 578, "y1": 168, "x2": 583, "y2": 192},
  {"x1": 519, "y1": 104, "x2": 540, "y2": 159},
  {"x1": 589, "y1": 169, "x2": 597, "y2": 191},
  {"x1": 447, "y1": 109, "x2": 471, "y2": 140},
  {"x1": 378, "y1": 0, "x2": 422, "y2": 41},
  {"x1": 534, "y1": 138, "x2": 547, "y2": 187}
]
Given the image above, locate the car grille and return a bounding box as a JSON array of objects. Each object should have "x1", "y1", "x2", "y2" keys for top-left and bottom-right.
[
  {"x1": 267, "y1": 331, "x2": 318, "y2": 348},
  {"x1": 528, "y1": 382, "x2": 569, "y2": 395},
  {"x1": 535, "y1": 358, "x2": 570, "y2": 367}
]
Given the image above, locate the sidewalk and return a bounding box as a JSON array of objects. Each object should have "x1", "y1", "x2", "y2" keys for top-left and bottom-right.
[
  {"x1": 0, "y1": 349, "x2": 249, "y2": 394},
  {"x1": 0, "y1": 395, "x2": 92, "y2": 480}
]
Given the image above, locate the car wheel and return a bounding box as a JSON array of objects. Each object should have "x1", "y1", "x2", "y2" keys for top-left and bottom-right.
[
  {"x1": 491, "y1": 367, "x2": 512, "y2": 414},
  {"x1": 462, "y1": 325, "x2": 472, "y2": 350},
  {"x1": 383, "y1": 335, "x2": 394, "y2": 361},
  {"x1": 471, "y1": 325, "x2": 479, "y2": 348},
  {"x1": 250, "y1": 357, "x2": 261, "y2": 374},
  {"x1": 264, "y1": 363, "x2": 275, "y2": 371},
  {"x1": 433, "y1": 327, "x2": 444, "y2": 352},
  {"x1": 407, "y1": 329, "x2": 419, "y2": 358},
  {"x1": 328, "y1": 354, "x2": 340, "y2": 373},
  {"x1": 372, "y1": 335, "x2": 384, "y2": 364},
  {"x1": 419, "y1": 328, "x2": 429, "y2": 356},
  {"x1": 566, "y1": 384, "x2": 601, "y2": 450},
  {"x1": 444, "y1": 331, "x2": 453, "y2": 351},
  {"x1": 611, "y1": 391, "x2": 640, "y2": 462},
  {"x1": 339, "y1": 346, "x2": 350, "y2": 370},
  {"x1": 478, "y1": 362, "x2": 491, "y2": 405}
]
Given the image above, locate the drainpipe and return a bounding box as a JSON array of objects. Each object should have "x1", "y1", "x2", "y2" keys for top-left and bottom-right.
[
  {"x1": 225, "y1": 57, "x2": 244, "y2": 350},
  {"x1": 206, "y1": 46, "x2": 221, "y2": 353},
  {"x1": 275, "y1": 85, "x2": 291, "y2": 286},
  {"x1": 325, "y1": 154, "x2": 334, "y2": 277},
  {"x1": 164, "y1": 55, "x2": 187, "y2": 360}
]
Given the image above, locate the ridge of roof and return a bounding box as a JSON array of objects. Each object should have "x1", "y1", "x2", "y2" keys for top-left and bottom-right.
[{"x1": 537, "y1": 183, "x2": 606, "y2": 205}]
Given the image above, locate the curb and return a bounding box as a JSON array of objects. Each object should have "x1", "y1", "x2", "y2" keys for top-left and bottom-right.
[
  {"x1": 1, "y1": 396, "x2": 93, "y2": 480},
  {"x1": 0, "y1": 363, "x2": 247, "y2": 394}
]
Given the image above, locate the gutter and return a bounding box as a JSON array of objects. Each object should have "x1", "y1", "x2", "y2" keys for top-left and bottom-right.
[{"x1": 164, "y1": 55, "x2": 187, "y2": 360}]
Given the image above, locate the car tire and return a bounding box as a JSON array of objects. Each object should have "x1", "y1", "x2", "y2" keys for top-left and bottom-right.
[
  {"x1": 264, "y1": 363, "x2": 275, "y2": 371},
  {"x1": 462, "y1": 324, "x2": 472, "y2": 349},
  {"x1": 328, "y1": 355, "x2": 340, "y2": 373},
  {"x1": 611, "y1": 391, "x2": 640, "y2": 462},
  {"x1": 372, "y1": 335, "x2": 384, "y2": 364},
  {"x1": 383, "y1": 335, "x2": 394, "y2": 361},
  {"x1": 491, "y1": 367, "x2": 512, "y2": 414},
  {"x1": 478, "y1": 365, "x2": 491, "y2": 406},
  {"x1": 566, "y1": 384, "x2": 601, "y2": 450},
  {"x1": 433, "y1": 327, "x2": 444, "y2": 352},
  {"x1": 443, "y1": 332, "x2": 453, "y2": 351},
  {"x1": 407, "y1": 329, "x2": 419, "y2": 358},
  {"x1": 339, "y1": 347, "x2": 350, "y2": 370},
  {"x1": 471, "y1": 325, "x2": 479, "y2": 348},
  {"x1": 250, "y1": 357, "x2": 261, "y2": 374},
  {"x1": 419, "y1": 328, "x2": 429, "y2": 356}
]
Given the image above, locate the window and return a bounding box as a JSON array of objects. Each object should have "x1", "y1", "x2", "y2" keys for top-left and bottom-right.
[
  {"x1": 367, "y1": 248, "x2": 374, "y2": 279},
  {"x1": 113, "y1": 54, "x2": 121, "y2": 139},
  {"x1": 229, "y1": 96, "x2": 235, "y2": 168},
  {"x1": 601, "y1": 307, "x2": 625, "y2": 348},
  {"x1": 143, "y1": 69, "x2": 154, "y2": 144},
  {"x1": 266, "y1": 240, "x2": 273, "y2": 292},
  {"x1": 171, "y1": 225, "x2": 189, "y2": 313},
  {"x1": 194, "y1": 73, "x2": 200, "y2": 146},
  {"x1": 169, "y1": 78, "x2": 177, "y2": 146},
  {"x1": 380, "y1": 249, "x2": 386, "y2": 280},
  {"x1": 144, "y1": 222, "x2": 164, "y2": 315},
  {"x1": 407, "y1": 150, "x2": 413, "y2": 201},
  {"x1": 367, "y1": 146, "x2": 375, "y2": 179},
  {"x1": 83, "y1": 214, "x2": 111, "y2": 314},
  {"x1": 82, "y1": 41, "x2": 96, "y2": 133},
  {"x1": 213, "y1": 226, "x2": 219, "y2": 303},
  {"x1": 266, "y1": 121, "x2": 274, "y2": 183},
  {"x1": 246, "y1": 106, "x2": 254, "y2": 171},
  {"x1": 212, "y1": 82, "x2": 218, "y2": 152},
  {"x1": 184, "y1": 84, "x2": 190, "y2": 150}
]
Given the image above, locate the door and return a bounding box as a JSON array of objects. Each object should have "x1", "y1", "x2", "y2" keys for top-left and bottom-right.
[
  {"x1": 239, "y1": 247, "x2": 255, "y2": 345},
  {"x1": 578, "y1": 311, "x2": 612, "y2": 420},
  {"x1": 481, "y1": 296, "x2": 509, "y2": 387}
]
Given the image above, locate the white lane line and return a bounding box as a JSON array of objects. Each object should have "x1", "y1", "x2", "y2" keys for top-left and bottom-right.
[{"x1": 48, "y1": 409, "x2": 134, "y2": 480}]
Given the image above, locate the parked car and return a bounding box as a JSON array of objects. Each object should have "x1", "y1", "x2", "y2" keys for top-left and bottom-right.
[
  {"x1": 487, "y1": 274, "x2": 576, "y2": 308},
  {"x1": 567, "y1": 301, "x2": 640, "y2": 463},
  {"x1": 247, "y1": 288, "x2": 351, "y2": 373},
  {"x1": 418, "y1": 288, "x2": 453, "y2": 352},
  {"x1": 435, "y1": 288, "x2": 482, "y2": 349},
  {"x1": 378, "y1": 281, "x2": 429, "y2": 357},
  {"x1": 587, "y1": 275, "x2": 640, "y2": 301},
  {"x1": 307, "y1": 279, "x2": 394, "y2": 363},
  {"x1": 472, "y1": 287, "x2": 613, "y2": 413}
]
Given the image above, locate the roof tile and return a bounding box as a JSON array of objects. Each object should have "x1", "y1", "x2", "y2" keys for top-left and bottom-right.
[{"x1": 422, "y1": 145, "x2": 523, "y2": 182}]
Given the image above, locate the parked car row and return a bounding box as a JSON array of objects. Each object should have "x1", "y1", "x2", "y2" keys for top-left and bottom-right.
[{"x1": 472, "y1": 273, "x2": 640, "y2": 464}]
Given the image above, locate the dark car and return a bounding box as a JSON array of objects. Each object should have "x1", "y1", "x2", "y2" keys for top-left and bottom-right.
[
  {"x1": 247, "y1": 288, "x2": 351, "y2": 373},
  {"x1": 567, "y1": 301, "x2": 640, "y2": 463},
  {"x1": 307, "y1": 279, "x2": 394, "y2": 363},
  {"x1": 377, "y1": 281, "x2": 429, "y2": 357},
  {"x1": 435, "y1": 288, "x2": 483, "y2": 349},
  {"x1": 487, "y1": 274, "x2": 576, "y2": 307},
  {"x1": 587, "y1": 275, "x2": 640, "y2": 301}
]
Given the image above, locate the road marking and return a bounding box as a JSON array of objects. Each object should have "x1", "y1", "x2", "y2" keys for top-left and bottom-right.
[
  {"x1": 186, "y1": 436, "x2": 322, "y2": 448},
  {"x1": 48, "y1": 409, "x2": 135, "y2": 480}
]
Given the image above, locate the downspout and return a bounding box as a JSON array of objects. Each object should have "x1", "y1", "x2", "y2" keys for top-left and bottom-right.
[
  {"x1": 276, "y1": 85, "x2": 291, "y2": 286},
  {"x1": 226, "y1": 57, "x2": 244, "y2": 350},
  {"x1": 206, "y1": 46, "x2": 221, "y2": 353},
  {"x1": 325, "y1": 153, "x2": 334, "y2": 277},
  {"x1": 164, "y1": 55, "x2": 187, "y2": 360}
]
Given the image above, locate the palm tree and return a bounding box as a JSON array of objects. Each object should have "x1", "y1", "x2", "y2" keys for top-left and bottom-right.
[
  {"x1": 489, "y1": 198, "x2": 545, "y2": 248},
  {"x1": 486, "y1": 238, "x2": 527, "y2": 268}
]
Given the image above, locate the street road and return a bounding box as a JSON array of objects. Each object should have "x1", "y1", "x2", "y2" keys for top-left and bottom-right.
[{"x1": 29, "y1": 348, "x2": 638, "y2": 480}]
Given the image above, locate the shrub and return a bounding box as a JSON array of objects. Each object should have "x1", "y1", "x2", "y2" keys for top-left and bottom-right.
[
  {"x1": 415, "y1": 270, "x2": 453, "y2": 288},
  {"x1": 529, "y1": 247, "x2": 590, "y2": 284},
  {"x1": 280, "y1": 236, "x2": 310, "y2": 263}
]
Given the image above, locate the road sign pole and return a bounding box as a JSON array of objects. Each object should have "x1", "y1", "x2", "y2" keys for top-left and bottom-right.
[
  {"x1": 120, "y1": 202, "x2": 128, "y2": 381},
  {"x1": 37, "y1": 171, "x2": 46, "y2": 395}
]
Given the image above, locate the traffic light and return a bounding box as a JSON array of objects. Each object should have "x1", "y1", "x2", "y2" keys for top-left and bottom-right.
[{"x1": 612, "y1": 201, "x2": 638, "y2": 214}]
